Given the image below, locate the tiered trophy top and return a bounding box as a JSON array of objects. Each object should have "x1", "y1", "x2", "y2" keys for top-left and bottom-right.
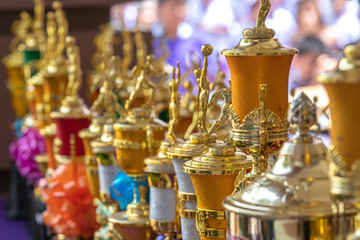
[
  {"x1": 183, "y1": 142, "x2": 250, "y2": 175},
  {"x1": 222, "y1": 0, "x2": 297, "y2": 56},
  {"x1": 223, "y1": 93, "x2": 354, "y2": 218}
]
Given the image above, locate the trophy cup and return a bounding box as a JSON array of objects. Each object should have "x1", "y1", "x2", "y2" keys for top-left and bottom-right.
[
  {"x1": 144, "y1": 64, "x2": 182, "y2": 240},
  {"x1": 183, "y1": 142, "x2": 251, "y2": 240},
  {"x1": 221, "y1": 0, "x2": 297, "y2": 180},
  {"x1": 42, "y1": 2, "x2": 69, "y2": 126},
  {"x1": 111, "y1": 54, "x2": 167, "y2": 239},
  {"x1": 317, "y1": 41, "x2": 360, "y2": 239},
  {"x1": 50, "y1": 36, "x2": 91, "y2": 165},
  {"x1": 222, "y1": 93, "x2": 356, "y2": 240}
]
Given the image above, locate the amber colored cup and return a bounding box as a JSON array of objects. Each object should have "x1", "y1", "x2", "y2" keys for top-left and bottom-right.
[
  {"x1": 225, "y1": 55, "x2": 294, "y2": 122},
  {"x1": 323, "y1": 83, "x2": 360, "y2": 170},
  {"x1": 114, "y1": 128, "x2": 165, "y2": 174},
  {"x1": 190, "y1": 174, "x2": 239, "y2": 240}
]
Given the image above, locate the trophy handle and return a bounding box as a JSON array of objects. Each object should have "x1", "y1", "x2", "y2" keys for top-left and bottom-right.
[{"x1": 232, "y1": 168, "x2": 247, "y2": 194}]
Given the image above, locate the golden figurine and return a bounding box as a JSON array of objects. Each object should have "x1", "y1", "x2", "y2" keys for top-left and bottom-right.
[
  {"x1": 52, "y1": 1, "x2": 68, "y2": 61},
  {"x1": 197, "y1": 44, "x2": 212, "y2": 133},
  {"x1": 42, "y1": 11, "x2": 56, "y2": 66},
  {"x1": 134, "y1": 27, "x2": 147, "y2": 67},
  {"x1": 121, "y1": 22, "x2": 133, "y2": 80},
  {"x1": 125, "y1": 55, "x2": 157, "y2": 111},
  {"x1": 91, "y1": 56, "x2": 126, "y2": 120},
  {"x1": 168, "y1": 62, "x2": 181, "y2": 144},
  {"x1": 32, "y1": 0, "x2": 46, "y2": 52},
  {"x1": 206, "y1": 85, "x2": 231, "y2": 138},
  {"x1": 65, "y1": 36, "x2": 81, "y2": 98}
]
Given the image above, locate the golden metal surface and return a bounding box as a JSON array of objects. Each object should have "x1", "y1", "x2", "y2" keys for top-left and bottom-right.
[
  {"x1": 168, "y1": 63, "x2": 181, "y2": 144},
  {"x1": 196, "y1": 208, "x2": 226, "y2": 238},
  {"x1": 178, "y1": 192, "x2": 197, "y2": 219},
  {"x1": 150, "y1": 219, "x2": 177, "y2": 234}
]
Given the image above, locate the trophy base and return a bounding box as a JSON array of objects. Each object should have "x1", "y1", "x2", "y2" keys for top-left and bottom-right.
[{"x1": 331, "y1": 176, "x2": 360, "y2": 201}]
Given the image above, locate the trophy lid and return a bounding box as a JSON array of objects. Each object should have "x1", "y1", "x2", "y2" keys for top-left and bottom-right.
[
  {"x1": 166, "y1": 133, "x2": 217, "y2": 161},
  {"x1": 221, "y1": 0, "x2": 297, "y2": 56},
  {"x1": 113, "y1": 108, "x2": 167, "y2": 131},
  {"x1": 318, "y1": 41, "x2": 360, "y2": 84},
  {"x1": 50, "y1": 96, "x2": 90, "y2": 119},
  {"x1": 183, "y1": 142, "x2": 251, "y2": 175},
  {"x1": 91, "y1": 123, "x2": 116, "y2": 153},
  {"x1": 223, "y1": 93, "x2": 353, "y2": 218},
  {"x1": 144, "y1": 140, "x2": 173, "y2": 167}
]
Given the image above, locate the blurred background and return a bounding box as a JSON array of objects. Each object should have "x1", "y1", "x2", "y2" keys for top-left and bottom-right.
[{"x1": 0, "y1": 0, "x2": 359, "y2": 237}]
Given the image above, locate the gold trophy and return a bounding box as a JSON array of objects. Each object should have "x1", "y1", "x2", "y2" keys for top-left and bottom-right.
[
  {"x1": 144, "y1": 64, "x2": 182, "y2": 240},
  {"x1": 110, "y1": 54, "x2": 167, "y2": 239},
  {"x1": 167, "y1": 44, "x2": 225, "y2": 240},
  {"x1": 80, "y1": 55, "x2": 122, "y2": 199},
  {"x1": 42, "y1": 2, "x2": 69, "y2": 125},
  {"x1": 317, "y1": 41, "x2": 360, "y2": 239},
  {"x1": 222, "y1": 93, "x2": 356, "y2": 239},
  {"x1": 221, "y1": 0, "x2": 297, "y2": 180},
  {"x1": 2, "y1": 12, "x2": 28, "y2": 118}
]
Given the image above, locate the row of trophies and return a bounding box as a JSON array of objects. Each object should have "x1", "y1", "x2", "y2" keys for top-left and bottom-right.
[{"x1": 3, "y1": 0, "x2": 360, "y2": 239}]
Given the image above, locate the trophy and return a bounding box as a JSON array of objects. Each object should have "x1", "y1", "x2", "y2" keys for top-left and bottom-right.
[
  {"x1": 50, "y1": 36, "x2": 91, "y2": 165},
  {"x1": 2, "y1": 12, "x2": 28, "y2": 118},
  {"x1": 90, "y1": 56, "x2": 126, "y2": 240},
  {"x1": 144, "y1": 64, "x2": 182, "y2": 240},
  {"x1": 183, "y1": 142, "x2": 251, "y2": 240},
  {"x1": 167, "y1": 44, "x2": 225, "y2": 240},
  {"x1": 222, "y1": 93, "x2": 356, "y2": 240},
  {"x1": 317, "y1": 41, "x2": 360, "y2": 239},
  {"x1": 42, "y1": 2, "x2": 69, "y2": 125},
  {"x1": 221, "y1": 0, "x2": 297, "y2": 180},
  {"x1": 111, "y1": 54, "x2": 167, "y2": 239}
]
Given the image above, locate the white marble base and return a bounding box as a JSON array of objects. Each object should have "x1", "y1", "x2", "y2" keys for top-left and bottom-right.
[
  {"x1": 98, "y1": 165, "x2": 121, "y2": 194},
  {"x1": 181, "y1": 217, "x2": 200, "y2": 240}
]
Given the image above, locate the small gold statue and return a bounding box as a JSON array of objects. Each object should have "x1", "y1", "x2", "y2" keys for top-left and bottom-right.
[
  {"x1": 125, "y1": 55, "x2": 157, "y2": 111},
  {"x1": 168, "y1": 62, "x2": 181, "y2": 144},
  {"x1": 207, "y1": 85, "x2": 231, "y2": 138},
  {"x1": 91, "y1": 56, "x2": 126, "y2": 121},
  {"x1": 197, "y1": 44, "x2": 212, "y2": 133},
  {"x1": 121, "y1": 22, "x2": 133, "y2": 80},
  {"x1": 43, "y1": 11, "x2": 56, "y2": 65},
  {"x1": 52, "y1": 1, "x2": 68, "y2": 60},
  {"x1": 134, "y1": 27, "x2": 147, "y2": 67},
  {"x1": 65, "y1": 36, "x2": 81, "y2": 98}
]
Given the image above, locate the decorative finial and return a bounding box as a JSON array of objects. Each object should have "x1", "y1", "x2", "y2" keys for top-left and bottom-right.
[
  {"x1": 168, "y1": 62, "x2": 181, "y2": 144},
  {"x1": 65, "y1": 36, "x2": 81, "y2": 98},
  {"x1": 197, "y1": 44, "x2": 212, "y2": 133},
  {"x1": 290, "y1": 92, "x2": 317, "y2": 143},
  {"x1": 243, "y1": 0, "x2": 275, "y2": 39}
]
